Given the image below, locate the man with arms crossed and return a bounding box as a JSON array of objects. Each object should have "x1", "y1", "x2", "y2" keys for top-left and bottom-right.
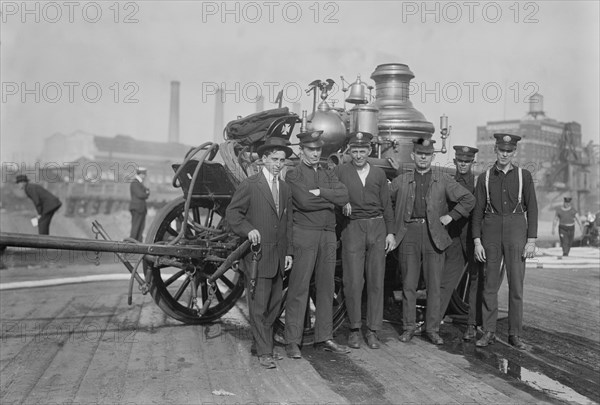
[{"x1": 284, "y1": 131, "x2": 350, "y2": 358}]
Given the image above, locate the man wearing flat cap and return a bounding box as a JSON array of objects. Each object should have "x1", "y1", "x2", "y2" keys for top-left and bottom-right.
[
  {"x1": 227, "y1": 136, "x2": 294, "y2": 369},
  {"x1": 129, "y1": 167, "x2": 150, "y2": 242},
  {"x1": 335, "y1": 132, "x2": 396, "y2": 350},
  {"x1": 438, "y1": 145, "x2": 483, "y2": 341},
  {"x1": 552, "y1": 196, "x2": 582, "y2": 257},
  {"x1": 390, "y1": 138, "x2": 475, "y2": 345},
  {"x1": 16, "y1": 174, "x2": 62, "y2": 235},
  {"x1": 472, "y1": 133, "x2": 538, "y2": 350},
  {"x1": 284, "y1": 130, "x2": 350, "y2": 357}
]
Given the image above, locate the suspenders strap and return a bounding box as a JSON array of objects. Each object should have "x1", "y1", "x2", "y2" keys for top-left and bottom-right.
[{"x1": 485, "y1": 166, "x2": 523, "y2": 214}]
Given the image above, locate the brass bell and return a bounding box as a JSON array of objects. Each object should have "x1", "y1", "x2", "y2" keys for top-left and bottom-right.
[{"x1": 345, "y1": 76, "x2": 368, "y2": 105}]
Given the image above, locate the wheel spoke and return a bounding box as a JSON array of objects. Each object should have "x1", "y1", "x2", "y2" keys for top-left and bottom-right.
[
  {"x1": 173, "y1": 276, "x2": 191, "y2": 301},
  {"x1": 219, "y1": 274, "x2": 235, "y2": 289},
  {"x1": 163, "y1": 270, "x2": 185, "y2": 287},
  {"x1": 214, "y1": 286, "x2": 225, "y2": 302}
]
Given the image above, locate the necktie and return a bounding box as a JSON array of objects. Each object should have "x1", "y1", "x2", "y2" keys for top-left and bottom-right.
[{"x1": 272, "y1": 176, "x2": 279, "y2": 214}]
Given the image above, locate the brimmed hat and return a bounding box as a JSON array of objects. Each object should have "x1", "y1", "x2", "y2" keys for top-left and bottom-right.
[
  {"x1": 256, "y1": 136, "x2": 293, "y2": 158},
  {"x1": 494, "y1": 133, "x2": 521, "y2": 151},
  {"x1": 348, "y1": 132, "x2": 373, "y2": 148},
  {"x1": 297, "y1": 131, "x2": 325, "y2": 148},
  {"x1": 564, "y1": 196, "x2": 572, "y2": 202},
  {"x1": 412, "y1": 138, "x2": 435, "y2": 153},
  {"x1": 136, "y1": 167, "x2": 147, "y2": 175},
  {"x1": 453, "y1": 145, "x2": 478, "y2": 161},
  {"x1": 15, "y1": 174, "x2": 29, "y2": 183}
]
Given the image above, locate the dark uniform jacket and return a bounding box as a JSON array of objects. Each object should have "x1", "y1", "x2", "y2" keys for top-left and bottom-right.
[
  {"x1": 447, "y1": 172, "x2": 477, "y2": 255},
  {"x1": 24, "y1": 183, "x2": 61, "y2": 215},
  {"x1": 390, "y1": 167, "x2": 475, "y2": 251},
  {"x1": 226, "y1": 172, "x2": 293, "y2": 278},
  {"x1": 129, "y1": 179, "x2": 150, "y2": 213}
]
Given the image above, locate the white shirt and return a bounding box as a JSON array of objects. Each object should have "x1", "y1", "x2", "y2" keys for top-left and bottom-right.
[
  {"x1": 262, "y1": 167, "x2": 278, "y2": 195},
  {"x1": 356, "y1": 163, "x2": 370, "y2": 187}
]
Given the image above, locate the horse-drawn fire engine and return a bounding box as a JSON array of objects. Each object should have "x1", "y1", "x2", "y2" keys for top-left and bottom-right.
[{"x1": 0, "y1": 63, "x2": 471, "y2": 344}]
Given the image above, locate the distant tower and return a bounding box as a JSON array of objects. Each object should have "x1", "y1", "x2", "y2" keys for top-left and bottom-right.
[
  {"x1": 256, "y1": 95, "x2": 264, "y2": 112},
  {"x1": 214, "y1": 87, "x2": 225, "y2": 142},
  {"x1": 528, "y1": 93, "x2": 545, "y2": 119},
  {"x1": 168, "y1": 81, "x2": 180, "y2": 143}
]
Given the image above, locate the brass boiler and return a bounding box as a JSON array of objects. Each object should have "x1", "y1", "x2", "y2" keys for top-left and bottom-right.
[
  {"x1": 349, "y1": 104, "x2": 379, "y2": 136},
  {"x1": 307, "y1": 100, "x2": 347, "y2": 156},
  {"x1": 370, "y1": 63, "x2": 434, "y2": 163}
]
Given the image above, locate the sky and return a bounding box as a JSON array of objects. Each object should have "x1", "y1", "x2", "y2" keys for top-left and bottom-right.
[{"x1": 1, "y1": 0, "x2": 599, "y2": 166}]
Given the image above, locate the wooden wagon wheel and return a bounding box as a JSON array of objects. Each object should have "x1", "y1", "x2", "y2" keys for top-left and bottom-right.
[{"x1": 143, "y1": 197, "x2": 245, "y2": 324}]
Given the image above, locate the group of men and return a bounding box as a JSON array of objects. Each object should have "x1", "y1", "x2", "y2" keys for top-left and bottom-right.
[{"x1": 226, "y1": 128, "x2": 539, "y2": 369}]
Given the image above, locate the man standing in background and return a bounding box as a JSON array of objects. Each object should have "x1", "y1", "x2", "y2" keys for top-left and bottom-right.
[
  {"x1": 437, "y1": 145, "x2": 482, "y2": 341},
  {"x1": 552, "y1": 197, "x2": 583, "y2": 257},
  {"x1": 16, "y1": 174, "x2": 62, "y2": 235},
  {"x1": 129, "y1": 167, "x2": 150, "y2": 242}
]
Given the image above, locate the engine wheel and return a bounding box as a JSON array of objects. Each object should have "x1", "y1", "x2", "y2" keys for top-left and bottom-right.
[
  {"x1": 143, "y1": 197, "x2": 245, "y2": 324},
  {"x1": 273, "y1": 263, "x2": 347, "y2": 346}
]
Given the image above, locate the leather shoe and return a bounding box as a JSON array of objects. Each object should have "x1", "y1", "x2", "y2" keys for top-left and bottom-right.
[
  {"x1": 347, "y1": 331, "x2": 361, "y2": 349},
  {"x1": 286, "y1": 343, "x2": 302, "y2": 359},
  {"x1": 258, "y1": 355, "x2": 276, "y2": 369},
  {"x1": 365, "y1": 330, "x2": 380, "y2": 349},
  {"x1": 315, "y1": 339, "x2": 350, "y2": 354},
  {"x1": 509, "y1": 336, "x2": 526, "y2": 350},
  {"x1": 463, "y1": 325, "x2": 477, "y2": 341},
  {"x1": 399, "y1": 329, "x2": 416, "y2": 343},
  {"x1": 425, "y1": 331, "x2": 444, "y2": 345},
  {"x1": 475, "y1": 331, "x2": 496, "y2": 347}
]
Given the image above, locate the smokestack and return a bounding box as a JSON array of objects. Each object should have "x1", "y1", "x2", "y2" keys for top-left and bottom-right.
[
  {"x1": 214, "y1": 87, "x2": 225, "y2": 143},
  {"x1": 168, "y1": 81, "x2": 180, "y2": 143}
]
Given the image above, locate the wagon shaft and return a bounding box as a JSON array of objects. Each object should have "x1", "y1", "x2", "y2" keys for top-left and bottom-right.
[{"x1": 0, "y1": 231, "x2": 214, "y2": 259}]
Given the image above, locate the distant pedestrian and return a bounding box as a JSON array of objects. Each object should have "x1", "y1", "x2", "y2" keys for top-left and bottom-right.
[
  {"x1": 129, "y1": 167, "x2": 150, "y2": 242},
  {"x1": 552, "y1": 197, "x2": 583, "y2": 257},
  {"x1": 16, "y1": 174, "x2": 62, "y2": 235},
  {"x1": 472, "y1": 133, "x2": 538, "y2": 350},
  {"x1": 335, "y1": 132, "x2": 396, "y2": 350}
]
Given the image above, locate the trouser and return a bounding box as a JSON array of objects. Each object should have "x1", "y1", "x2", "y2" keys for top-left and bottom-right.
[
  {"x1": 399, "y1": 221, "x2": 444, "y2": 333},
  {"x1": 38, "y1": 205, "x2": 61, "y2": 235},
  {"x1": 481, "y1": 213, "x2": 527, "y2": 336},
  {"x1": 341, "y1": 217, "x2": 386, "y2": 331},
  {"x1": 466, "y1": 261, "x2": 484, "y2": 326},
  {"x1": 246, "y1": 271, "x2": 283, "y2": 357},
  {"x1": 558, "y1": 224, "x2": 575, "y2": 256},
  {"x1": 284, "y1": 227, "x2": 336, "y2": 344},
  {"x1": 130, "y1": 210, "x2": 146, "y2": 242},
  {"x1": 438, "y1": 236, "x2": 466, "y2": 319}
]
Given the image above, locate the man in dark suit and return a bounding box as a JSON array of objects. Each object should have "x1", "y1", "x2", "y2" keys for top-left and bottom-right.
[
  {"x1": 129, "y1": 167, "x2": 150, "y2": 242},
  {"x1": 16, "y1": 174, "x2": 62, "y2": 235},
  {"x1": 390, "y1": 138, "x2": 475, "y2": 345},
  {"x1": 226, "y1": 137, "x2": 294, "y2": 369}
]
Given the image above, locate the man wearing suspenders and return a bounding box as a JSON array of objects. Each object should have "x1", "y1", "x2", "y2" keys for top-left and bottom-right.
[{"x1": 472, "y1": 133, "x2": 538, "y2": 350}]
